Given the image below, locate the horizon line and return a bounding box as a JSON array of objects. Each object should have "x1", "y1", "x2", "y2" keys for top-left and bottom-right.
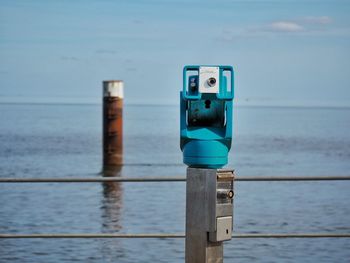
[{"x1": 0, "y1": 100, "x2": 349, "y2": 110}]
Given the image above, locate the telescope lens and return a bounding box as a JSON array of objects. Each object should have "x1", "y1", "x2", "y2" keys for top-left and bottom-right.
[{"x1": 207, "y1": 77, "x2": 216, "y2": 87}]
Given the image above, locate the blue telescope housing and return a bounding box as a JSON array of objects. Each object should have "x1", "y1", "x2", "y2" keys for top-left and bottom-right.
[{"x1": 180, "y1": 65, "x2": 234, "y2": 168}]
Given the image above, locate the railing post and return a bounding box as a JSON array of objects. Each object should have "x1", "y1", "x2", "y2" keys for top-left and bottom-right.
[
  {"x1": 103, "y1": 80, "x2": 124, "y2": 168},
  {"x1": 185, "y1": 168, "x2": 234, "y2": 263}
]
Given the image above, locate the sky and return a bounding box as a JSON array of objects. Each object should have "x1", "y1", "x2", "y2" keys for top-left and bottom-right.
[{"x1": 0, "y1": 0, "x2": 349, "y2": 106}]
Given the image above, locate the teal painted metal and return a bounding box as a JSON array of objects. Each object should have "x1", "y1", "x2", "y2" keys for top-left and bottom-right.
[{"x1": 180, "y1": 65, "x2": 234, "y2": 168}]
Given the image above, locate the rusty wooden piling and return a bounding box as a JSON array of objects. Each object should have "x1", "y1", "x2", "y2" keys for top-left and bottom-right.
[{"x1": 103, "y1": 80, "x2": 124, "y2": 168}]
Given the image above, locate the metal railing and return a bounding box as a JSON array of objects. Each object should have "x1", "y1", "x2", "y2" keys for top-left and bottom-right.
[
  {"x1": 1, "y1": 233, "x2": 349, "y2": 239},
  {"x1": 1, "y1": 175, "x2": 350, "y2": 183},
  {"x1": 1, "y1": 174, "x2": 349, "y2": 240}
]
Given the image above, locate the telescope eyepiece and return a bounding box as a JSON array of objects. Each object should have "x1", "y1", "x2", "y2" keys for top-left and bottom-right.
[{"x1": 207, "y1": 77, "x2": 216, "y2": 87}]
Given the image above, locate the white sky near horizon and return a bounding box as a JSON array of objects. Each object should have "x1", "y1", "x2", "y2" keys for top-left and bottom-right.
[{"x1": 0, "y1": 0, "x2": 349, "y2": 106}]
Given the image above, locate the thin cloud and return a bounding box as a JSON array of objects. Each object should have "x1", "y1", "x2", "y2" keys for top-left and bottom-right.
[
  {"x1": 95, "y1": 49, "x2": 117, "y2": 54},
  {"x1": 126, "y1": 67, "x2": 137, "y2": 72},
  {"x1": 302, "y1": 16, "x2": 332, "y2": 25},
  {"x1": 265, "y1": 16, "x2": 332, "y2": 33},
  {"x1": 267, "y1": 21, "x2": 304, "y2": 32},
  {"x1": 61, "y1": 56, "x2": 79, "y2": 61},
  {"x1": 219, "y1": 16, "x2": 333, "y2": 41}
]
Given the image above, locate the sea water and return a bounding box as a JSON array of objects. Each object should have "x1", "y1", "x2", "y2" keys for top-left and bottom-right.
[{"x1": 0, "y1": 103, "x2": 349, "y2": 262}]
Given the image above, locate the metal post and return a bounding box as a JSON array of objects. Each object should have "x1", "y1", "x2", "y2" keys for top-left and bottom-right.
[
  {"x1": 186, "y1": 168, "x2": 234, "y2": 263},
  {"x1": 103, "y1": 80, "x2": 124, "y2": 168}
]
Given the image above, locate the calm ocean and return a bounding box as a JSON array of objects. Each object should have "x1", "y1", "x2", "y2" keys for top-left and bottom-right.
[{"x1": 0, "y1": 103, "x2": 349, "y2": 262}]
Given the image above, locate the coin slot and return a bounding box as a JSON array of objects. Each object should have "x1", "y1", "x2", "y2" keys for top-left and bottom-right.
[{"x1": 205, "y1": 100, "x2": 211, "y2": 109}]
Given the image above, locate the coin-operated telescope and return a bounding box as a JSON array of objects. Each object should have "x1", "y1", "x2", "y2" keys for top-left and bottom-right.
[
  {"x1": 180, "y1": 65, "x2": 234, "y2": 168},
  {"x1": 181, "y1": 65, "x2": 235, "y2": 262}
]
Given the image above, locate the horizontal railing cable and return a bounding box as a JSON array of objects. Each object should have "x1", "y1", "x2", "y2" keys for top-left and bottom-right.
[
  {"x1": 0, "y1": 175, "x2": 350, "y2": 183},
  {"x1": 0, "y1": 176, "x2": 184, "y2": 183},
  {"x1": 0, "y1": 233, "x2": 349, "y2": 239}
]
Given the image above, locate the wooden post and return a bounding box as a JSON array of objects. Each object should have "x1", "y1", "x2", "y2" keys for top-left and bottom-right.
[{"x1": 103, "y1": 80, "x2": 123, "y2": 168}]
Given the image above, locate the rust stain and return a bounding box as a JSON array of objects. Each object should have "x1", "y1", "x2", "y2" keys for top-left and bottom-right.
[{"x1": 103, "y1": 97, "x2": 123, "y2": 167}]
